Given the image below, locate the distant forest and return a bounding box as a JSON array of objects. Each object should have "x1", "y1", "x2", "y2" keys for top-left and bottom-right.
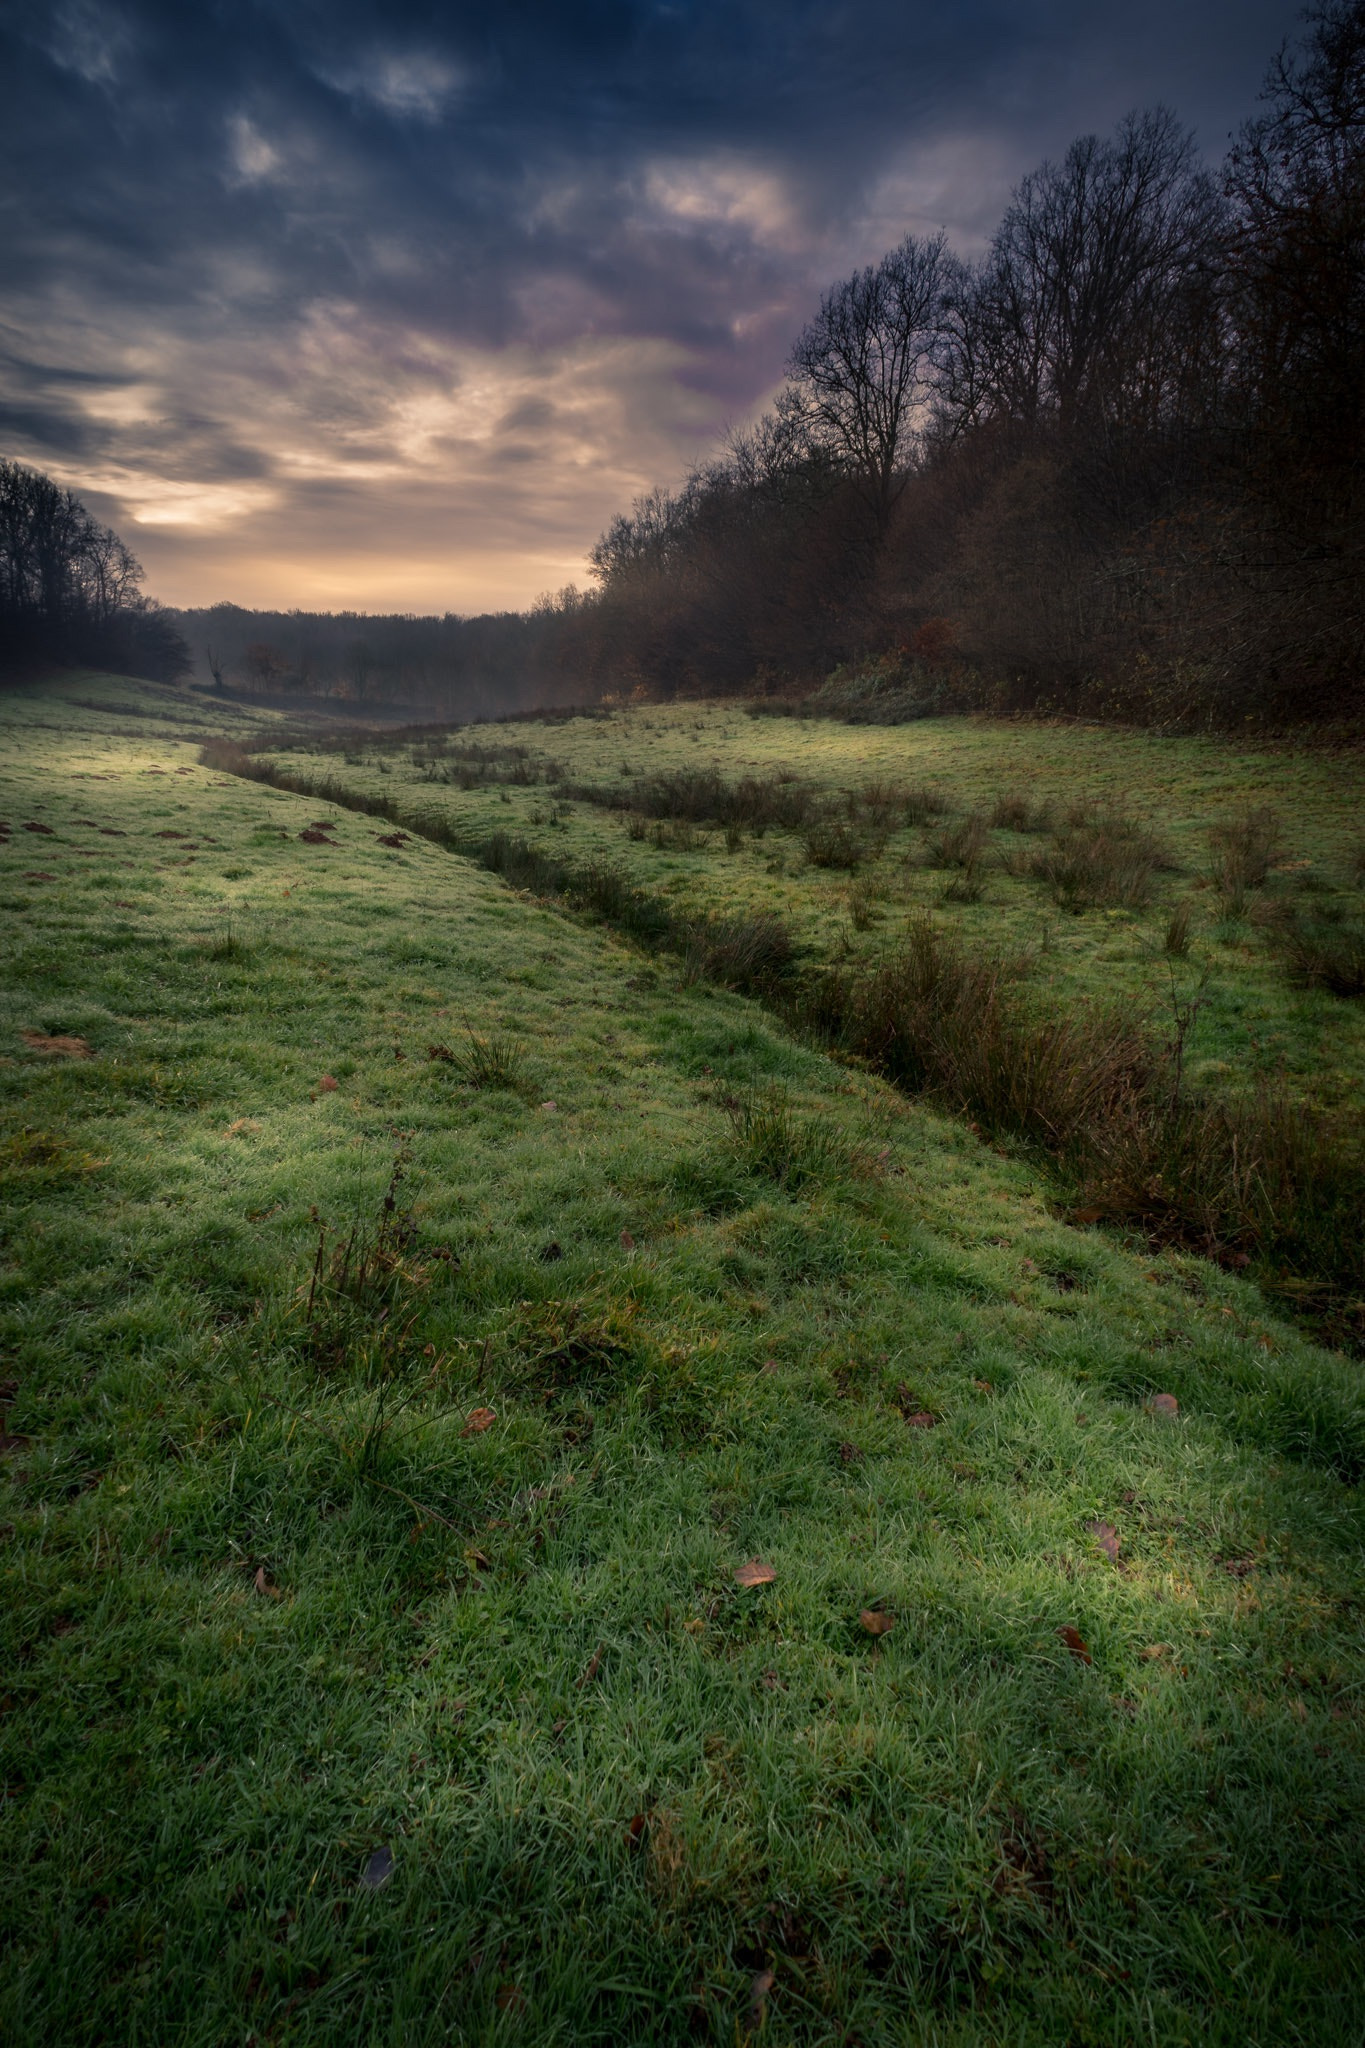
[
  {"x1": 6, "y1": 3, "x2": 1362, "y2": 729},
  {"x1": 170, "y1": 601, "x2": 591, "y2": 719}
]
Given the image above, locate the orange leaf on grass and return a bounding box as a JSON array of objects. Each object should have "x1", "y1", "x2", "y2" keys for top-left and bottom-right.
[
  {"x1": 1086, "y1": 1519, "x2": 1121, "y2": 1564},
  {"x1": 317, "y1": 1074, "x2": 338, "y2": 1093},
  {"x1": 461, "y1": 1407, "x2": 497, "y2": 1436},
  {"x1": 1147, "y1": 1392, "x2": 1180, "y2": 1418},
  {"x1": 860, "y1": 1608, "x2": 896, "y2": 1637},
  {"x1": 904, "y1": 1411, "x2": 937, "y2": 1430},
  {"x1": 254, "y1": 1565, "x2": 282, "y2": 1600},
  {"x1": 1057, "y1": 1625, "x2": 1092, "y2": 1664},
  {"x1": 734, "y1": 1559, "x2": 776, "y2": 1587}
]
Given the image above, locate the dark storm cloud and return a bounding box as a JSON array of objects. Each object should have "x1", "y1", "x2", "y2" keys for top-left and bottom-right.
[{"x1": 0, "y1": 0, "x2": 1303, "y2": 610}]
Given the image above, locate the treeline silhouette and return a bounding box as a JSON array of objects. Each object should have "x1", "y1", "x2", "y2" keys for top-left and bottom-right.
[
  {"x1": 562, "y1": 2, "x2": 1364, "y2": 727},
  {"x1": 0, "y1": 458, "x2": 190, "y2": 682}
]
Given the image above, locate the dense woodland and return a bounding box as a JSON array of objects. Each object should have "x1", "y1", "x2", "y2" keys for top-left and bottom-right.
[
  {"x1": 5, "y1": 3, "x2": 1362, "y2": 729},
  {"x1": 563, "y1": 0, "x2": 1365, "y2": 728}
]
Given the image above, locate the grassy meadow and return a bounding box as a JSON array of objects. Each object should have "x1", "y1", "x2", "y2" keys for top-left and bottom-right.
[{"x1": 2, "y1": 673, "x2": 1365, "y2": 2045}]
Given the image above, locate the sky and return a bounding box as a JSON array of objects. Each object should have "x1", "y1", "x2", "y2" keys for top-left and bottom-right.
[{"x1": 1, "y1": 0, "x2": 1304, "y2": 616}]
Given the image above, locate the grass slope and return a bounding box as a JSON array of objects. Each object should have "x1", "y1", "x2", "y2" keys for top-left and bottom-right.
[{"x1": 2, "y1": 676, "x2": 1364, "y2": 2046}]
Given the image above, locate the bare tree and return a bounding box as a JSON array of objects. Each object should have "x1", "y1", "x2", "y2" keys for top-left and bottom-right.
[
  {"x1": 1225, "y1": 0, "x2": 1365, "y2": 491},
  {"x1": 947, "y1": 110, "x2": 1223, "y2": 437},
  {"x1": 786, "y1": 232, "x2": 961, "y2": 536}
]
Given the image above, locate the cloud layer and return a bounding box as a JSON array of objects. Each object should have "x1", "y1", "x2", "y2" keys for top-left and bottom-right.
[{"x1": 1, "y1": 0, "x2": 1300, "y2": 612}]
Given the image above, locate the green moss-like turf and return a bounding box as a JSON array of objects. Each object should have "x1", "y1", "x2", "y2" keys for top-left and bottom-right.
[{"x1": 1, "y1": 675, "x2": 1363, "y2": 2045}]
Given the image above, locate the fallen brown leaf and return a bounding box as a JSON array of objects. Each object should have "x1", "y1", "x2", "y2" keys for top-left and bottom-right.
[
  {"x1": 1057, "y1": 1624, "x2": 1092, "y2": 1664},
  {"x1": 625, "y1": 1812, "x2": 646, "y2": 1847},
  {"x1": 254, "y1": 1565, "x2": 282, "y2": 1600},
  {"x1": 1140, "y1": 1643, "x2": 1173, "y2": 1661},
  {"x1": 495, "y1": 1984, "x2": 525, "y2": 2014},
  {"x1": 1085, "y1": 1519, "x2": 1121, "y2": 1564},
  {"x1": 904, "y1": 1411, "x2": 937, "y2": 1430},
  {"x1": 748, "y1": 1968, "x2": 776, "y2": 2025},
  {"x1": 461, "y1": 1406, "x2": 497, "y2": 1436},
  {"x1": 734, "y1": 1559, "x2": 776, "y2": 1587},
  {"x1": 619, "y1": 1229, "x2": 635, "y2": 1250},
  {"x1": 1146, "y1": 1392, "x2": 1180, "y2": 1418},
  {"x1": 860, "y1": 1608, "x2": 896, "y2": 1637},
  {"x1": 577, "y1": 1646, "x2": 603, "y2": 1686},
  {"x1": 317, "y1": 1074, "x2": 339, "y2": 1093},
  {"x1": 21, "y1": 1031, "x2": 93, "y2": 1058}
]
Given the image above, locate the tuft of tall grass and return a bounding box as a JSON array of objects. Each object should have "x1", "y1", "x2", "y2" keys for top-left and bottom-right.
[
  {"x1": 683, "y1": 911, "x2": 797, "y2": 993},
  {"x1": 990, "y1": 792, "x2": 1052, "y2": 833},
  {"x1": 924, "y1": 814, "x2": 989, "y2": 871},
  {"x1": 429, "y1": 1026, "x2": 531, "y2": 1093},
  {"x1": 1276, "y1": 911, "x2": 1365, "y2": 998},
  {"x1": 1208, "y1": 806, "x2": 1282, "y2": 915},
  {"x1": 802, "y1": 816, "x2": 870, "y2": 869},
  {"x1": 1031, "y1": 814, "x2": 1169, "y2": 912},
  {"x1": 725, "y1": 1087, "x2": 855, "y2": 1188},
  {"x1": 1163, "y1": 901, "x2": 1193, "y2": 956},
  {"x1": 590, "y1": 765, "x2": 818, "y2": 834}
]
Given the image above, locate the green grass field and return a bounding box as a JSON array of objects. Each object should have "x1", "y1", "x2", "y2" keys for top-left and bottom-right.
[
  {"x1": 261, "y1": 700, "x2": 1365, "y2": 1114},
  {"x1": 3, "y1": 675, "x2": 1364, "y2": 2045}
]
